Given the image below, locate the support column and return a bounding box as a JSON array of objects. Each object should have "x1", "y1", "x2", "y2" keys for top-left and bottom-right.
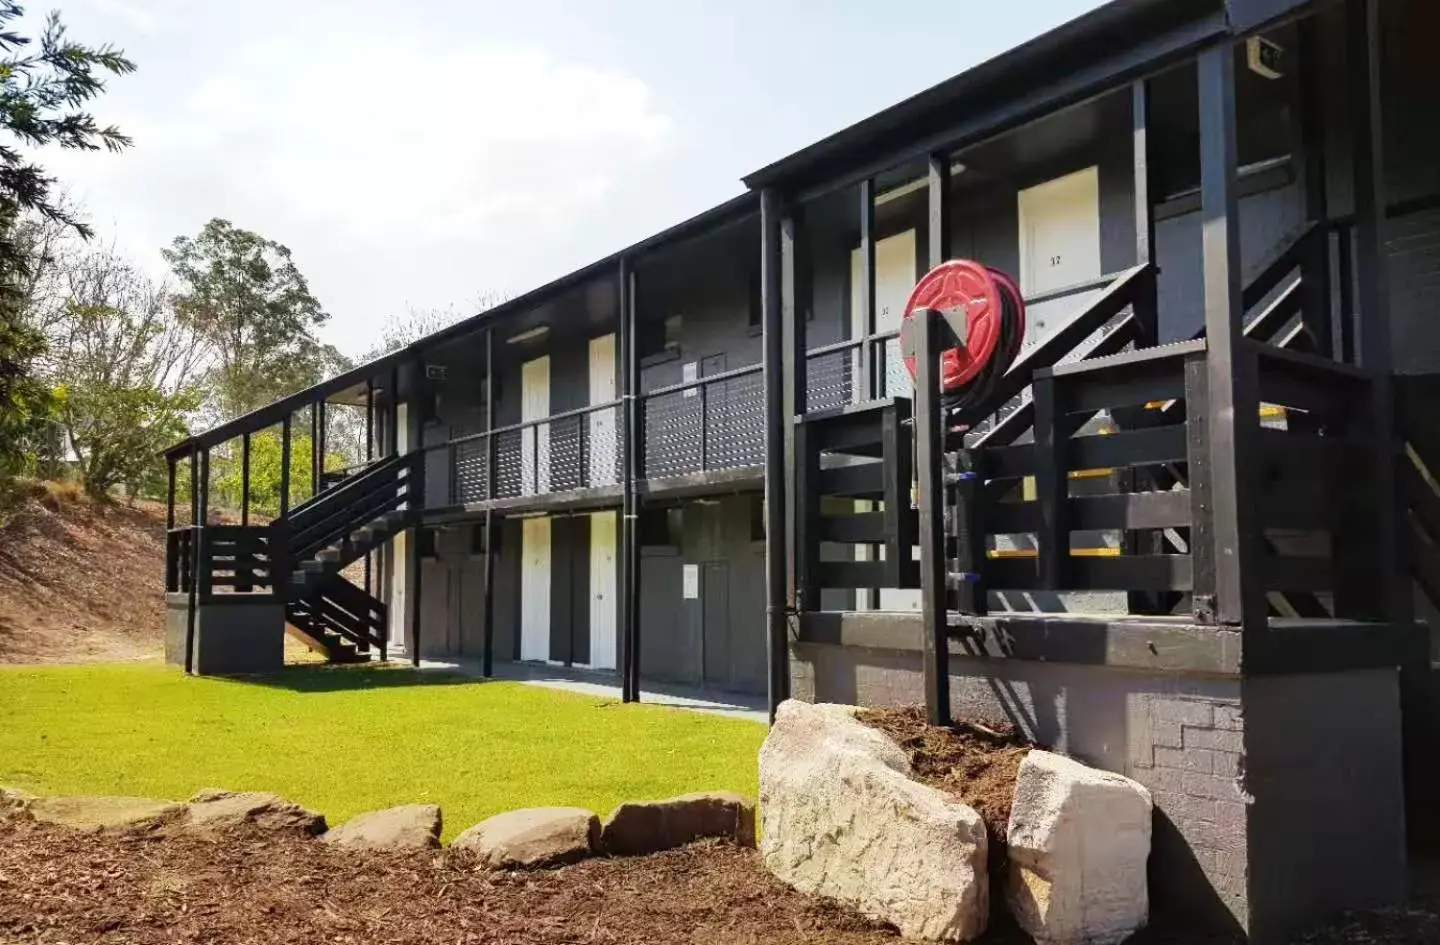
[
  {"x1": 927, "y1": 155, "x2": 951, "y2": 269},
  {"x1": 913, "y1": 309, "x2": 950, "y2": 726},
  {"x1": 1196, "y1": 44, "x2": 1266, "y2": 631},
  {"x1": 1297, "y1": 14, "x2": 1334, "y2": 359},
  {"x1": 240, "y1": 432, "x2": 251, "y2": 526},
  {"x1": 618, "y1": 256, "x2": 642, "y2": 703},
  {"x1": 1345, "y1": 0, "x2": 1405, "y2": 621},
  {"x1": 780, "y1": 203, "x2": 808, "y2": 622},
  {"x1": 761, "y1": 188, "x2": 791, "y2": 721},
  {"x1": 165, "y1": 458, "x2": 176, "y2": 530},
  {"x1": 482, "y1": 326, "x2": 497, "y2": 678},
  {"x1": 1132, "y1": 79, "x2": 1159, "y2": 345},
  {"x1": 310, "y1": 403, "x2": 321, "y2": 496},
  {"x1": 185, "y1": 448, "x2": 209, "y2": 674},
  {"x1": 858, "y1": 179, "x2": 877, "y2": 399},
  {"x1": 279, "y1": 414, "x2": 292, "y2": 517}
]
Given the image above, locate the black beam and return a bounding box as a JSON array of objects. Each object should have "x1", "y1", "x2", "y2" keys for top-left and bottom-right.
[
  {"x1": 185, "y1": 448, "x2": 209, "y2": 674},
  {"x1": 1197, "y1": 44, "x2": 1266, "y2": 630},
  {"x1": 912, "y1": 310, "x2": 949, "y2": 726},
  {"x1": 781, "y1": 206, "x2": 807, "y2": 617},
  {"x1": 165, "y1": 458, "x2": 177, "y2": 530},
  {"x1": 310, "y1": 403, "x2": 321, "y2": 497},
  {"x1": 409, "y1": 523, "x2": 423, "y2": 668},
  {"x1": 618, "y1": 257, "x2": 640, "y2": 702},
  {"x1": 483, "y1": 325, "x2": 496, "y2": 679},
  {"x1": 1346, "y1": 0, "x2": 1405, "y2": 622},
  {"x1": 761, "y1": 188, "x2": 790, "y2": 721},
  {"x1": 240, "y1": 432, "x2": 251, "y2": 526},
  {"x1": 388, "y1": 366, "x2": 400, "y2": 457},
  {"x1": 927, "y1": 155, "x2": 951, "y2": 269},
  {"x1": 1296, "y1": 14, "x2": 1333, "y2": 359},
  {"x1": 1132, "y1": 79, "x2": 1158, "y2": 345},
  {"x1": 1032, "y1": 375, "x2": 1068, "y2": 590},
  {"x1": 279, "y1": 414, "x2": 292, "y2": 517},
  {"x1": 365, "y1": 378, "x2": 375, "y2": 462},
  {"x1": 858, "y1": 179, "x2": 877, "y2": 400}
]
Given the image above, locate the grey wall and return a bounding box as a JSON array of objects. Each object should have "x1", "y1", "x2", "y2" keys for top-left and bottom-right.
[
  {"x1": 638, "y1": 495, "x2": 767, "y2": 694},
  {"x1": 791, "y1": 644, "x2": 1407, "y2": 939}
]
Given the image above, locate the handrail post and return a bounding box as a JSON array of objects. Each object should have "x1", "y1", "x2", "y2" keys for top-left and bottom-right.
[{"x1": 913, "y1": 308, "x2": 950, "y2": 726}]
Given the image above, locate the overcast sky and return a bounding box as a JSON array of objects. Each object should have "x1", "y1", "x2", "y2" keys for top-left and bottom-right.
[{"x1": 47, "y1": 0, "x2": 1103, "y2": 357}]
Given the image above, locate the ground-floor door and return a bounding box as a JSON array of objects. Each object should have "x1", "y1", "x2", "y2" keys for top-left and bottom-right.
[
  {"x1": 520, "y1": 516, "x2": 551, "y2": 661},
  {"x1": 588, "y1": 511, "x2": 618, "y2": 671}
]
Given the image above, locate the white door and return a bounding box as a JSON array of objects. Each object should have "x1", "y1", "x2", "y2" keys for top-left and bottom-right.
[
  {"x1": 587, "y1": 334, "x2": 618, "y2": 486},
  {"x1": 1017, "y1": 167, "x2": 1103, "y2": 351},
  {"x1": 848, "y1": 230, "x2": 920, "y2": 612},
  {"x1": 520, "y1": 516, "x2": 551, "y2": 661},
  {"x1": 521, "y1": 356, "x2": 550, "y2": 495},
  {"x1": 849, "y1": 229, "x2": 917, "y2": 400},
  {"x1": 586, "y1": 510, "x2": 618, "y2": 670}
]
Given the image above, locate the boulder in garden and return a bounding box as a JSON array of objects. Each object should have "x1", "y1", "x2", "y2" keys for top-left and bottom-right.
[
  {"x1": 1007, "y1": 749, "x2": 1153, "y2": 945},
  {"x1": 323, "y1": 804, "x2": 442, "y2": 851},
  {"x1": 453, "y1": 806, "x2": 599, "y2": 869},
  {"x1": 183, "y1": 789, "x2": 327, "y2": 836},
  {"x1": 27, "y1": 795, "x2": 183, "y2": 831},
  {"x1": 759, "y1": 700, "x2": 988, "y2": 942},
  {"x1": 601, "y1": 791, "x2": 755, "y2": 855}
]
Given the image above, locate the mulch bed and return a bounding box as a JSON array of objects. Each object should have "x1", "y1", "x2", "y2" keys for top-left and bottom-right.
[
  {"x1": 0, "y1": 817, "x2": 896, "y2": 945},
  {"x1": 3, "y1": 812, "x2": 1440, "y2": 944},
  {"x1": 856, "y1": 704, "x2": 1031, "y2": 893}
]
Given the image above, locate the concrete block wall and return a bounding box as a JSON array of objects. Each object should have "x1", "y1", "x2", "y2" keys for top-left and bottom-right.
[{"x1": 790, "y1": 642, "x2": 1407, "y2": 941}]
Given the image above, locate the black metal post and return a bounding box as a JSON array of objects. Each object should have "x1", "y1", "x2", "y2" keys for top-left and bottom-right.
[
  {"x1": 1197, "y1": 43, "x2": 1266, "y2": 630},
  {"x1": 928, "y1": 155, "x2": 951, "y2": 268},
  {"x1": 365, "y1": 378, "x2": 375, "y2": 462},
  {"x1": 858, "y1": 178, "x2": 877, "y2": 399},
  {"x1": 240, "y1": 432, "x2": 251, "y2": 526},
  {"x1": 1346, "y1": 0, "x2": 1405, "y2": 621},
  {"x1": 618, "y1": 257, "x2": 641, "y2": 701},
  {"x1": 409, "y1": 523, "x2": 424, "y2": 668},
  {"x1": 185, "y1": 448, "x2": 209, "y2": 674},
  {"x1": 482, "y1": 325, "x2": 497, "y2": 678},
  {"x1": 780, "y1": 205, "x2": 807, "y2": 620},
  {"x1": 388, "y1": 367, "x2": 400, "y2": 458},
  {"x1": 913, "y1": 309, "x2": 950, "y2": 725},
  {"x1": 310, "y1": 403, "x2": 321, "y2": 497},
  {"x1": 279, "y1": 414, "x2": 292, "y2": 518},
  {"x1": 761, "y1": 188, "x2": 790, "y2": 721},
  {"x1": 1297, "y1": 14, "x2": 1333, "y2": 359},
  {"x1": 1132, "y1": 79, "x2": 1158, "y2": 345},
  {"x1": 165, "y1": 458, "x2": 177, "y2": 529}
]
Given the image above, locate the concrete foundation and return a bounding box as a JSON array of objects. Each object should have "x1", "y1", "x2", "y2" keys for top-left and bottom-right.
[
  {"x1": 164, "y1": 593, "x2": 285, "y2": 676},
  {"x1": 791, "y1": 638, "x2": 1407, "y2": 942}
]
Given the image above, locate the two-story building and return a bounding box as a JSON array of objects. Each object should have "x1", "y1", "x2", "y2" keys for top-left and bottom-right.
[{"x1": 163, "y1": 0, "x2": 1440, "y2": 938}]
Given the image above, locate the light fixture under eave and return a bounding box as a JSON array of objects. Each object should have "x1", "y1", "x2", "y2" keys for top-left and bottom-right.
[{"x1": 505, "y1": 324, "x2": 550, "y2": 345}]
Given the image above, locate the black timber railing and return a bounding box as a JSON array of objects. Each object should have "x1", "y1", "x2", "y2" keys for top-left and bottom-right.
[
  {"x1": 1397, "y1": 375, "x2": 1440, "y2": 620},
  {"x1": 165, "y1": 524, "x2": 285, "y2": 599}
]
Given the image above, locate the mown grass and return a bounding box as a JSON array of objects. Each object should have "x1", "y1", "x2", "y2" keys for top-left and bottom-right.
[{"x1": 0, "y1": 663, "x2": 766, "y2": 840}]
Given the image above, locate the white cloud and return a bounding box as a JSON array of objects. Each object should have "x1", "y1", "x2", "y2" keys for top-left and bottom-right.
[{"x1": 46, "y1": 6, "x2": 676, "y2": 352}]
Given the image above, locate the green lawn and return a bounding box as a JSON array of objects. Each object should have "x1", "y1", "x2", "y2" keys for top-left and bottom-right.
[{"x1": 0, "y1": 663, "x2": 766, "y2": 840}]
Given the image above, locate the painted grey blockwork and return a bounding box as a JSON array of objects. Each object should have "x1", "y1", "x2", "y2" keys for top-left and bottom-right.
[
  {"x1": 165, "y1": 594, "x2": 285, "y2": 676},
  {"x1": 791, "y1": 643, "x2": 1406, "y2": 940}
]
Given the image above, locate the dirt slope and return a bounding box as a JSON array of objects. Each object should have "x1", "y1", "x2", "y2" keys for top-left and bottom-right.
[{"x1": 0, "y1": 486, "x2": 168, "y2": 664}]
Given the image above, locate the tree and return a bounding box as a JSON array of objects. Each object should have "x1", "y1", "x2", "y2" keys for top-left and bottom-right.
[
  {"x1": 0, "y1": 3, "x2": 133, "y2": 498},
  {"x1": 363, "y1": 291, "x2": 509, "y2": 362},
  {"x1": 163, "y1": 218, "x2": 342, "y2": 422}
]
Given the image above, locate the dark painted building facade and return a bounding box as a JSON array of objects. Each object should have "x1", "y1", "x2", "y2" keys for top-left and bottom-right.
[{"x1": 164, "y1": 0, "x2": 1440, "y2": 938}]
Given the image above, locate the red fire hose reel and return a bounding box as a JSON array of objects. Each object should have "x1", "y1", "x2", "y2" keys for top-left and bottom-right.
[{"x1": 898, "y1": 259, "x2": 1026, "y2": 411}]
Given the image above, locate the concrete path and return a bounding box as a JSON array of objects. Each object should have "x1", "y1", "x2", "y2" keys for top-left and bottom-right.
[{"x1": 407, "y1": 657, "x2": 769, "y2": 724}]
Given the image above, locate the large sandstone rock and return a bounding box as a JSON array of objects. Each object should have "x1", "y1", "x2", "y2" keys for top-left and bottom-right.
[
  {"x1": 760, "y1": 700, "x2": 988, "y2": 942},
  {"x1": 601, "y1": 791, "x2": 755, "y2": 855},
  {"x1": 183, "y1": 789, "x2": 326, "y2": 836},
  {"x1": 1007, "y1": 750, "x2": 1153, "y2": 945},
  {"x1": 28, "y1": 795, "x2": 182, "y2": 831},
  {"x1": 323, "y1": 804, "x2": 442, "y2": 851},
  {"x1": 453, "y1": 807, "x2": 599, "y2": 869},
  {"x1": 0, "y1": 786, "x2": 34, "y2": 818}
]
